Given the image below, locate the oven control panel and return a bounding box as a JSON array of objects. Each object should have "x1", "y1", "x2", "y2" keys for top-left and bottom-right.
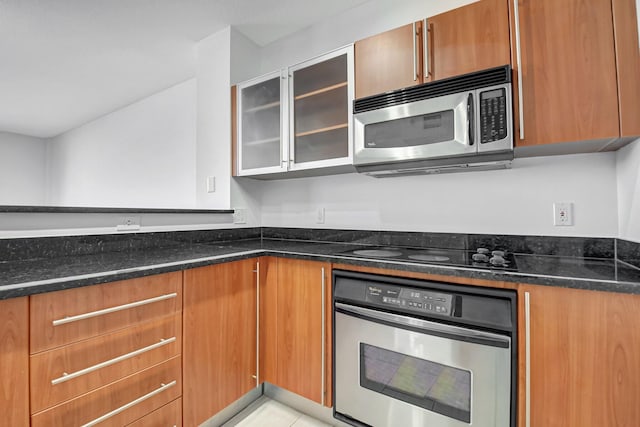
[{"x1": 365, "y1": 284, "x2": 453, "y2": 316}]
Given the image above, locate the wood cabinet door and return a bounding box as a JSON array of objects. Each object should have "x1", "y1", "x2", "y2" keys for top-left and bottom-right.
[
  {"x1": 182, "y1": 259, "x2": 258, "y2": 426},
  {"x1": 513, "y1": 0, "x2": 620, "y2": 147},
  {"x1": 0, "y1": 297, "x2": 29, "y2": 427},
  {"x1": 520, "y1": 285, "x2": 640, "y2": 426},
  {"x1": 354, "y1": 22, "x2": 422, "y2": 99},
  {"x1": 276, "y1": 258, "x2": 331, "y2": 406},
  {"x1": 425, "y1": 0, "x2": 511, "y2": 82}
]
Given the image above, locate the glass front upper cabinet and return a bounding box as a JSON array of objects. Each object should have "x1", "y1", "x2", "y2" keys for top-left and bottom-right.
[
  {"x1": 235, "y1": 45, "x2": 354, "y2": 177},
  {"x1": 237, "y1": 71, "x2": 287, "y2": 176},
  {"x1": 289, "y1": 45, "x2": 354, "y2": 171}
]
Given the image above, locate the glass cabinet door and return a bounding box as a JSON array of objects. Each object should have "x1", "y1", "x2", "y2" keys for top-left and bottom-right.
[
  {"x1": 237, "y1": 71, "x2": 286, "y2": 175},
  {"x1": 289, "y1": 46, "x2": 353, "y2": 170}
]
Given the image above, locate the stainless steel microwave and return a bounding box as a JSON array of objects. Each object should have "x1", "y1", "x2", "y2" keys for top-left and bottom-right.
[{"x1": 353, "y1": 66, "x2": 514, "y2": 177}]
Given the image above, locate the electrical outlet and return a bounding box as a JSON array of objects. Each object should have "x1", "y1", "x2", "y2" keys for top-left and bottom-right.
[
  {"x1": 116, "y1": 216, "x2": 141, "y2": 231},
  {"x1": 553, "y1": 202, "x2": 573, "y2": 226},
  {"x1": 316, "y1": 207, "x2": 325, "y2": 224},
  {"x1": 233, "y1": 208, "x2": 247, "y2": 224}
]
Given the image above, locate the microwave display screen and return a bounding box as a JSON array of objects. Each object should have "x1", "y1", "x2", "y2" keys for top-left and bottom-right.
[{"x1": 364, "y1": 110, "x2": 454, "y2": 148}]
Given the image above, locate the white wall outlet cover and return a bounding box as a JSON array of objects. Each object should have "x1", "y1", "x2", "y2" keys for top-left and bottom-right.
[
  {"x1": 206, "y1": 176, "x2": 216, "y2": 193},
  {"x1": 233, "y1": 208, "x2": 247, "y2": 224},
  {"x1": 316, "y1": 207, "x2": 325, "y2": 224},
  {"x1": 553, "y1": 202, "x2": 574, "y2": 226},
  {"x1": 116, "y1": 216, "x2": 141, "y2": 231}
]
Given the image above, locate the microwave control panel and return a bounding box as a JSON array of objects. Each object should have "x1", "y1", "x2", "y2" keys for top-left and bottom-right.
[
  {"x1": 366, "y1": 284, "x2": 453, "y2": 316},
  {"x1": 479, "y1": 88, "x2": 507, "y2": 144}
]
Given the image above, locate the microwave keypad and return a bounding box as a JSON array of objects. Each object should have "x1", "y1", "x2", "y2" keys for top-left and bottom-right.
[{"x1": 480, "y1": 88, "x2": 507, "y2": 144}]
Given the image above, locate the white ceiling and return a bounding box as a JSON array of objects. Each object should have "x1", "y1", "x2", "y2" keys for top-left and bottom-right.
[{"x1": 0, "y1": 0, "x2": 368, "y2": 138}]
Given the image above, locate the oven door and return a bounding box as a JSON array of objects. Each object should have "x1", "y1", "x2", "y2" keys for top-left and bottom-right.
[
  {"x1": 353, "y1": 91, "x2": 475, "y2": 166},
  {"x1": 334, "y1": 303, "x2": 512, "y2": 427}
]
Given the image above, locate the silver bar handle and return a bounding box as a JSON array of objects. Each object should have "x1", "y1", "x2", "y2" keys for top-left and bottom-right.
[
  {"x1": 524, "y1": 291, "x2": 531, "y2": 427},
  {"x1": 52, "y1": 337, "x2": 176, "y2": 385},
  {"x1": 80, "y1": 380, "x2": 177, "y2": 427},
  {"x1": 253, "y1": 262, "x2": 260, "y2": 387},
  {"x1": 513, "y1": 0, "x2": 525, "y2": 140},
  {"x1": 52, "y1": 293, "x2": 178, "y2": 326},
  {"x1": 412, "y1": 22, "x2": 418, "y2": 81},
  {"x1": 320, "y1": 267, "x2": 326, "y2": 406},
  {"x1": 423, "y1": 19, "x2": 430, "y2": 79}
]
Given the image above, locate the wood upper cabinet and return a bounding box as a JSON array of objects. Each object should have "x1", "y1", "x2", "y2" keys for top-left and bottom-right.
[
  {"x1": 183, "y1": 259, "x2": 258, "y2": 426},
  {"x1": 425, "y1": 0, "x2": 511, "y2": 82},
  {"x1": 354, "y1": 0, "x2": 511, "y2": 99},
  {"x1": 261, "y1": 257, "x2": 332, "y2": 407},
  {"x1": 511, "y1": 0, "x2": 623, "y2": 147},
  {"x1": 0, "y1": 297, "x2": 29, "y2": 427},
  {"x1": 519, "y1": 285, "x2": 640, "y2": 426},
  {"x1": 354, "y1": 22, "x2": 423, "y2": 99}
]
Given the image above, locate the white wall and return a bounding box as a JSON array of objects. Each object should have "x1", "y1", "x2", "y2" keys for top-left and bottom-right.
[
  {"x1": 0, "y1": 131, "x2": 48, "y2": 205},
  {"x1": 257, "y1": 153, "x2": 619, "y2": 237},
  {"x1": 617, "y1": 139, "x2": 640, "y2": 242},
  {"x1": 48, "y1": 79, "x2": 197, "y2": 208}
]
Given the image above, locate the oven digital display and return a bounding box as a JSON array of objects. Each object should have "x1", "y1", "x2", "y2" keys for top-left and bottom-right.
[{"x1": 360, "y1": 343, "x2": 471, "y2": 423}]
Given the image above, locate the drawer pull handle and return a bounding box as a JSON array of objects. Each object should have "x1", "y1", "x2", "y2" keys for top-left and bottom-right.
[
  {"x1": 52, "y1": 293, "x2": 178, "y2": 326},
  {"x1": 80, "y1": 380, "x2": 177, "y2": 427},
  {"x1": 52, "y1": 337, "x2": 176, "y2": 385}
]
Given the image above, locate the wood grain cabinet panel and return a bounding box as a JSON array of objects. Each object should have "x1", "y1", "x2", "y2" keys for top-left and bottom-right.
[
  {"x1": 0, "y1": 297, "x2": 29, "y2": 427},
  {"x1": 354, "y1": 23, "x2": 422, "y2": 99},
  {"x1": 30, "y1": 314, "x2": 182, "y2": 413},
  {"x1": 273, "y1": 258, "x2": 332, "y2": 406},
  {"x1": 512, "y1": 0, "x2": 620, "y2": 147},
  {"x1": 519, "y1": 285, "x2": 640, "y2": 426},
  {"x1": 30, "y1": 271, "x2": 183, "y2": 353},
  {"x1": 127, "y1": 397, "x2": 182, "y2": 427},
  {"x1": 182, "y1": 259, "x2": 258, "y2": 426},
  {"x1": 31, "y1": 356, "x2": 182, "y2": 427},
  {"x1": 426, "y1": 0, "x2": 511, "y2": 82}
]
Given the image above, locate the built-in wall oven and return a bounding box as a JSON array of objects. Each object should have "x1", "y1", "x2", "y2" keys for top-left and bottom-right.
[{"x1": 333, "y1": 270, "x2": 517, "y2": 427}]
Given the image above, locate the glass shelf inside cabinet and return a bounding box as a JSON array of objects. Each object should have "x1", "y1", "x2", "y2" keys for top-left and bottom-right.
[
  {"x1": 241, "y1": 76, "x2": 282, "y2": 170},
  {"x1": 292, "y1": 53, "x2": 349, "y2": 165}
]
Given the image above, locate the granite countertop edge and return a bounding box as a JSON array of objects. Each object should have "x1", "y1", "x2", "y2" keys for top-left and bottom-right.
[{"x1": 1, "y1": 240, "x2": 639, "y2": 300}]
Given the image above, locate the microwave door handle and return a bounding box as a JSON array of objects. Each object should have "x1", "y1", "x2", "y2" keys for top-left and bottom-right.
[{"x1": 467, "y1": 93, "x2": 474, "y2": 146}]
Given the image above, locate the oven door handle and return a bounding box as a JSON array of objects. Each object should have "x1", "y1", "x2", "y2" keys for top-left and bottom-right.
[{"x1": 335, "y1": 302, "x2": 510, "y2": 348}]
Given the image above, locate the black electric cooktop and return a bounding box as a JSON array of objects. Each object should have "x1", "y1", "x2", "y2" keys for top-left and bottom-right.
[{"x1": 337, "y1": 246, "x2": 518, "y2": 271}]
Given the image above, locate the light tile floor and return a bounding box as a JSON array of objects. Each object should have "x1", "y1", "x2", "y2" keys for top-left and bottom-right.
[{"x1": 223, "y1": 397, "x2": 332, "y2": 427}]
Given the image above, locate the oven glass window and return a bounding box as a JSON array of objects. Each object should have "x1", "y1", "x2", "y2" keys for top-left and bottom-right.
[
  {"x1": 360, "y1": 343, "x2": 471, "y2": 423},
  {"x1": 364, "y1": 110, "x2": 454, "y2": 148}
]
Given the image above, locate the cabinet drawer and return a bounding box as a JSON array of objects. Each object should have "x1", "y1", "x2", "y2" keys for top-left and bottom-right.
[
  {"x1": 127, "y1": 398, "x2": 182, "y2": 427},
  {"x1": 30, "y1": 314, "x2": 181, "y2": 414},
  {"x1": 30, "y1": 272, "x2": 182, "y2": 353},
  {"x1": 31, "y1": 356, "x2": 182, "y2": 427}
]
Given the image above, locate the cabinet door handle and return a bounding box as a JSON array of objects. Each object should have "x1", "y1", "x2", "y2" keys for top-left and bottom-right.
[
  {"x1": 320, "y1": 267, "x2": 326, "y2": 406},
  {"x1": 524, "y1": 291, "x2": 531, "y2": 427},
  {"x1": 80, "y1": 380, "x2": 176, "y2": 427},
  {"x1": 513, "y1": 0, "x2": 525, "y2": 140},
  {"x1": 52, "y1": 337, "x2": 176, "y2": 385},
  {"x1": 424, "y1": 19, "x2": 431, "y2": 79},
  {"x1": 412, "y1": 22, "x2": 418, "y2": 81},
  {"x1": 254, "y1": 261, "x2": 260, "y2": 387},
  {"x1": 52, "y1": 293, "x2": 178, "y2": 326}
]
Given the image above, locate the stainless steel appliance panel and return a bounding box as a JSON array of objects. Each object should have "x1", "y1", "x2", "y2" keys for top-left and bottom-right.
[{"x1": 334, "y1": 306, "x2": 511, "y2": 427}]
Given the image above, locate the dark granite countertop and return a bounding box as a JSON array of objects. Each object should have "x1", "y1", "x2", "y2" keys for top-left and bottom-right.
[{"x1": 1, "y1": 237, "x2": 639, "y2": 300}]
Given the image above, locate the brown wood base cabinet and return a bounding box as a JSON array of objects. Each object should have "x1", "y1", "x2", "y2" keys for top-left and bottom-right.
[
  {"x1": 183, "y1": 259, "x2": 258, "y2": 426},
  {"x1": 520, "y1": 285, "x2": 640, "y2": 427},
  {"x1": 260, "y1": 257, "x2": 332, "y2": 407},
  {"x1": 0, "y1": 297, "x2": 29, "y2": 426}
]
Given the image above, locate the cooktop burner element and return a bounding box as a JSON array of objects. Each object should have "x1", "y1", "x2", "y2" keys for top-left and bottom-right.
[
  {"x1": 407, "y1": 254, "x2": 451, "y2": 262},
  {"x1": 339, "y1": 246, "x2": 518, "y2": 271},
  {"x1": 352, "y1": 249, "x2": 403, "y2": 257}
]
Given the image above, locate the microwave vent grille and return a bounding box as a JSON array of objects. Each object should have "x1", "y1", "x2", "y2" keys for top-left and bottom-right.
[{"x1": 354, "y1": 65, "x2": 511, "y2": 114}]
